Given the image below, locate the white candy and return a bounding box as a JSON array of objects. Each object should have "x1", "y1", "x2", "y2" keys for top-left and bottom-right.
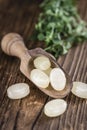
[
  {"x1": 71, "y1": 82, "x2": 87, "y2": 99},
  {"x1": 34, "y1": 56, "x2": 51, "y2": 70},
  {"x1": 7, "y1": 83, "x2": 30, "y2": 99},
  {"x1": 44, "y1": 99, "x2": 67, "y2": 117},
  {"x1": 44, "y1": 67, "x2": 52, "y2": 76},
  {"x1": 50, "y1": 68, "x2": 66, "y2": 91},
  {"x1": 30, "y1": 69, "x2": 49, "y2": 88}
]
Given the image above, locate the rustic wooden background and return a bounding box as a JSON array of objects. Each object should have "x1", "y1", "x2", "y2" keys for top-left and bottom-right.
[{"x1": 0, "y1": 0, "x2": 87, "y2": 130}]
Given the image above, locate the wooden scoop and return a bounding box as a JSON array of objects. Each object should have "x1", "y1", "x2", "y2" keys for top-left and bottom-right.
[{"x1": 1, "y1": 33, "x2": 72, "y2": 98}]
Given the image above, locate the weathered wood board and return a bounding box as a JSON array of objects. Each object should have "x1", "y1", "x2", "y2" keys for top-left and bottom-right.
[{"x1": 0, "y1": 0, "x2": 87, "y2": 130}]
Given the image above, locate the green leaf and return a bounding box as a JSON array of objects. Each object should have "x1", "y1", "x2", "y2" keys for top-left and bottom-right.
[
  {"x1": 37, "y1": 33, "x2": 45, "y2": 41},
  {"x1": 31, "y1": 0, "x2": 87, "y2": 58}
]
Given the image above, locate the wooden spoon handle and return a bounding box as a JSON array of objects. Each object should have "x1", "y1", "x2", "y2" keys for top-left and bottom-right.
[{"x1": 1, "y1": 33, "x2": 31, "y2": 60}]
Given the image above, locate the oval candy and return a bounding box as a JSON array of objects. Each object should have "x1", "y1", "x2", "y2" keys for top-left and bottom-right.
[
  {"x1": 50, "y1": 68, "x2": 66, "y2": 91},
  {"x1": 71, "y1": 82, "x2": 87, "y2": 99},
  {"x1": 44, "y1": 99, "x2": 67, "y2": 117},
  {"x1": 34, "y1": 56, "x2": 51, "y2": 70},
  {"x1": 7, "y1": 83, "x2": 30, "y2": 99},
  {"x1": 30, "y1": 69, "x2": 49, "y2": 88}
]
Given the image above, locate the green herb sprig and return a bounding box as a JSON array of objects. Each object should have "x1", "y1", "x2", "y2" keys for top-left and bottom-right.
[{"x1": 34, "y1": 0, "x2": 87, "y2": 57}]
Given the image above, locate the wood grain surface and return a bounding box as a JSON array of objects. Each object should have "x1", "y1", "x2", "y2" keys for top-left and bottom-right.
[{"x1": 0, "y1": 0, "x2": 87, "y2": 130}]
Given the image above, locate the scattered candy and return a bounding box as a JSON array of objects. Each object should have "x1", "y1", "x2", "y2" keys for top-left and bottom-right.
[
  {"x1": 71, "y1": 82, "x2": 87, "y2": 99},
  {"x1": 7, "y1": 83, "x2": 30, "y2": 99},
  {"x1": 44, "y1": 99, "x2": 67, "y2": 117}
]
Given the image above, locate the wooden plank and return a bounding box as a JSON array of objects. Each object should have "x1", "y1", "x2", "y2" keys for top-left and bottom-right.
[
  {"x1": 32, "y1": 44, "x2": 87, "y2": 130},
  {"x1": 0, "y1": 0, "x2": 87, "y2": 130},
  {"x1": 32, "y1": 0, "x2": 87, "y2": 130},
  {"x1": 0, "y1": 0, "x2": 48, "y2": 130}
]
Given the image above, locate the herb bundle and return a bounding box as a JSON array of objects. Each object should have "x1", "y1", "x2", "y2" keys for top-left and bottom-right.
[{"x1": 34, "y1": 0, "x2": 87, "y2": 57}]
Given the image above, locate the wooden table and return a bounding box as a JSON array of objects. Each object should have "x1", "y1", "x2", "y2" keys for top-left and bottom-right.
[{"x1": 0, "y1": 0, "x2": 87, "y2": 130}]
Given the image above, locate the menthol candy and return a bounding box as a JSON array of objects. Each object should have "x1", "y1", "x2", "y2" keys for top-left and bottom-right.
[
  {"x1": 50, "y1": 68, "x2": 66, "y2": 91},
  {"x1": 71, "y1": 82, "x2": 87, "y2": 99},
  {"x1": 34, "y1": 56, "x2": 51, "y2": 70},
  {"x1": 30, "y1": 69, "x2": 49, "y2": 88},
  {"x1": 7, "y1": 83, "x2": 30, "y2": 99},
  {"x1": 44, "y1": 99, "x2": 67, "y2": 117}
]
